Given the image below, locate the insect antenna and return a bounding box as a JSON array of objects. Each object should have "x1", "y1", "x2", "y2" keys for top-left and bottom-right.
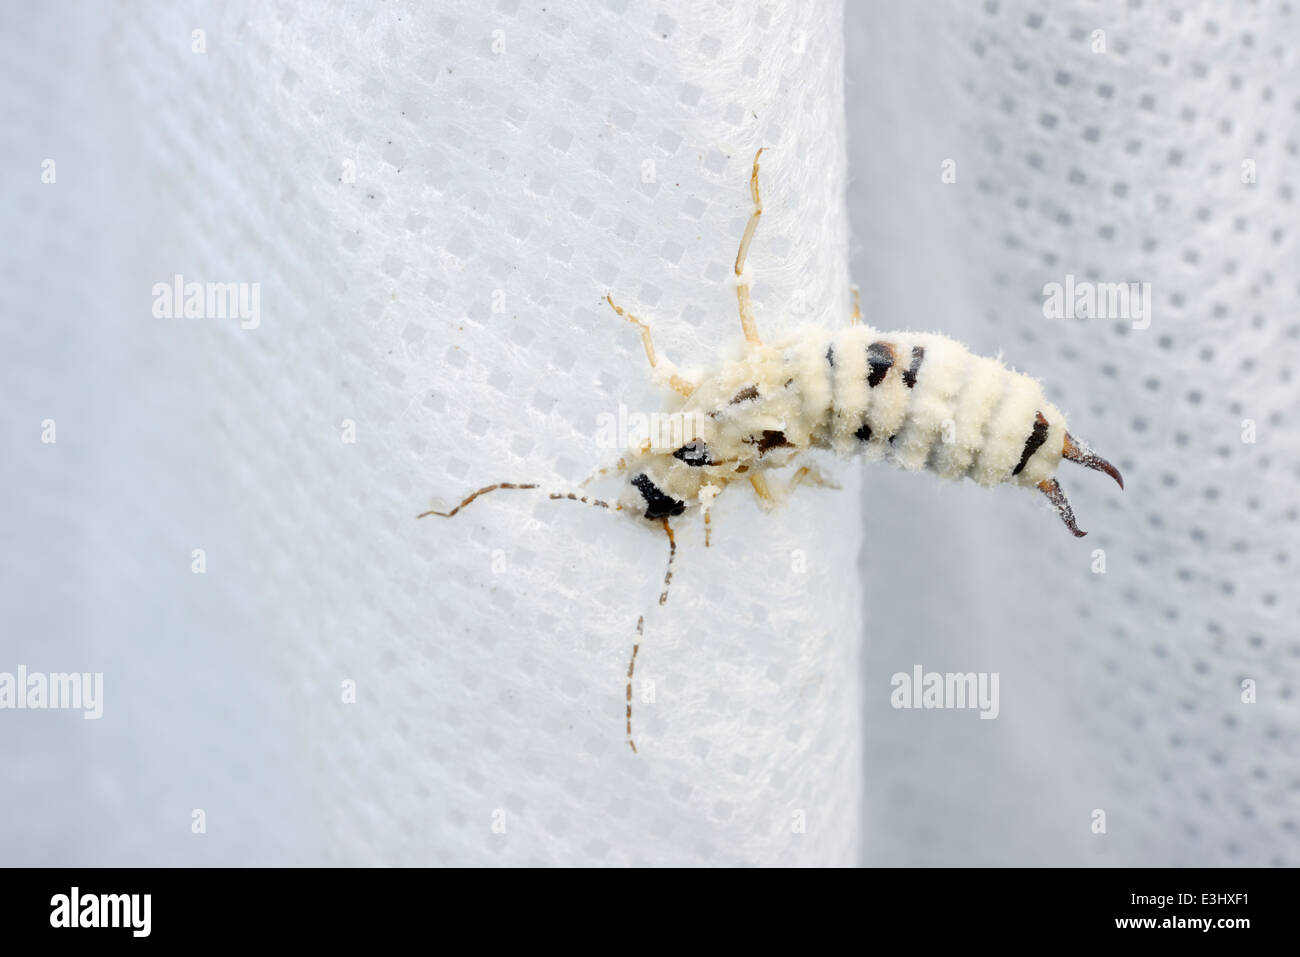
[
  {"x1": 424, "y1": 487, "x2": 672, "y2": 755},
  {"x1": 546, "y1": 492, "x2": 623, "y2": 512},
  {"x1": 658, "y1": 518, "x2": 676, "y2": 606},
  {"x1": 417, "y1": 483, "x2": 623, "y2": 519},
  {"x1": 626, "y1": 617, "x2": 642, "y2": 753},
  {"x1": 1062, "y1": 433, "x2": 1124, "y2": 489},
  {"x1": 623, "y1": 520, "x2": 676, "y2": 754}
]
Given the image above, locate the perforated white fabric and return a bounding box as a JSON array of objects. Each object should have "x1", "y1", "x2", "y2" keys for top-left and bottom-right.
[
  {"x1": 848, "y1": 0, "x2": 1298, "y2": 866},
  {"x1": 3, "y1": 0, "x2": 1293, "y2": 869},
  {"x1": 2, "y1": 1, "x2": 858, "y2": 865}
]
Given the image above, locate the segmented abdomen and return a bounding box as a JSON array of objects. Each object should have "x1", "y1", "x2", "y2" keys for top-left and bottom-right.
[{"x1": 817, "y1": 326, "x2": 1066, "y2": 488}]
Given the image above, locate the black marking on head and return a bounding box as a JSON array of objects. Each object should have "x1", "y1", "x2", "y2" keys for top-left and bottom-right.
[
  {"x1": 631, "y1": 473, "x2": 686, "y2": 520},
  {"x1": 854, "y1": 422, "x2": 873, "y2": 442},
  {"x1": 902, "y1": 345, "x2": 925, "y2": 388},
  {"x1": 1011, "y1": 411, "x2": 1050, "y2": 476},
  {"x1": 825, "y1": 344, "x2": 835, "y2": 367},
  {"x1": 729, "y1": 384, "x2": 760, "y2": 404},
  {"x1": 743, "y1": 430, "x2": 791, "y2": 456},
  {"x1": 672, "y1": 440, "x2": 712, "y2": 467},
  {"x1": 866, "y1": 341, "x2": 895, "y2": 387}
]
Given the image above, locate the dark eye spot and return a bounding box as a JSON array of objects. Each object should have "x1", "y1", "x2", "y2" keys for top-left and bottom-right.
[
  {"x1": 672, "y1": 440, "x2": 712, "y2": 466},
  {"x1": 744, "y1": 430, "x2": 792, "y2": 455},
  {"x1": 729, "y1": 384, "x2": 760, "y2": 404},
  {"x1": 631, "y1": 473, "x2": 686, "y2": 519}
]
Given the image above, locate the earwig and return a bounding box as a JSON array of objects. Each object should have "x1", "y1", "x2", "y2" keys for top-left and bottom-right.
[{"x1": 423, "y1": 148, "x2": 1123, "y2": 751}]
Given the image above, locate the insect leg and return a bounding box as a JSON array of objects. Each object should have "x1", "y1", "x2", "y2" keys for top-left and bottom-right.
[
  {"x1": 787, "y1": 465, "x2": 839, "y2": 494},
  {"x1": 850, "y1": 284, "x2": 862, "y2": 325},
  {"x1": 746, "y1": 466, "x2": 836, "y2": 513},
  {"x1": 733, "y1": 148, "x2": 766, "y2": 347},
  {"x1": 748, "y1": 473, "x2": 776, "y2": 510},
  {"x1": 604, "y1": 295, "x2": 695, "y2": 396}
]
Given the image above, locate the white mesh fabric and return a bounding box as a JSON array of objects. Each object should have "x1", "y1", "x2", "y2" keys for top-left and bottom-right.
[
  {"x1": 5, "y1": 0, "x2": 1291, "y2": 870},
  {"x1": 848, "y1": 0, "x2": 1299, "y2": 866},
  {"x1": 1, "y1": 1, "x2": 859, "y2": 865}
]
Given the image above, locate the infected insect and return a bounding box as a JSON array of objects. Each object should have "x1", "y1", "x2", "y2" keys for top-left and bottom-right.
[{"x1": 422, "y1": 149, "x2": 1123, "y2": 752}]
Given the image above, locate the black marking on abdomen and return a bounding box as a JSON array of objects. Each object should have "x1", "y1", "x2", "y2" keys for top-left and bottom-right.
[
  {"x1": 631, "y1": 473, "x2": 686, "y2": 519},
  {"x1": 854, "y1": 422, "x2": 873, "y2": 442},
  {"x1": 744, "y1": 430, "x2": 792, "y2": 455},
  {"x1": 1011, "y1": 411, "x2": 1050, "y2": 476},
  {"x1": 866, "y1": 341, "x2": 895, "y2": 387},
  {"x1": 902, "y1": 346, "x2": 925, "y2": 388}
]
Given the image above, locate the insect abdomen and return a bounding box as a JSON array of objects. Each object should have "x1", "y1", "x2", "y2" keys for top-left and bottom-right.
[{"x1": 825, "y1": 326, "x2": 1065, "y2": 489}]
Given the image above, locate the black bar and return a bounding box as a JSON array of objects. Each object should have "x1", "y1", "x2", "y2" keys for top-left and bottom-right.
[{"x1": 0, "y1": 866, "x2": 1283, "y2": 944}]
